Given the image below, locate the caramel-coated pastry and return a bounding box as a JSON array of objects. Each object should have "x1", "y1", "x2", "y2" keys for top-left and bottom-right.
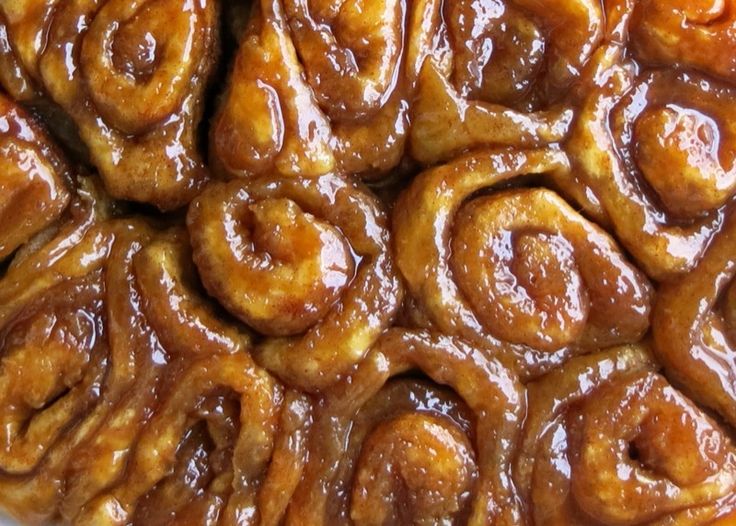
[
  {"x1": 187, "y1": 173, "x2": 403, "y2": 390},
  {"x1": 409, "y1": 0, "x2": 604, "y2": 165},
  {"x1": 213, "y1": 0, "x2": 594, "y2": 180},
  {"x1": 566, "y1": 1, "x2": 736, "y2": 281},
  {"x1": 287, "y1": 329, "x2": 525, "y2": 525},
  {"x1": 0, "y1": 214, "x2": 180, "y2": 524},
  {"x1": 630, "y1": 0, "x2": 736, "y2": 83},
  {"x1": 0, "y1": 0, "x2": 60, "y2": 103},
  {"x1": 0, "y1": 189, "x2": 134, "y2": 522},
  {"x1": 514, "y1": 346, "x2": 736, "y2": 525},
  {"x1": 212, "y1": 0, "x2": 430, "y2": 180},
  {"x1": 0, "y1": 0, "x2": 219, "y2": 210},
  {"x1": 59, "y1": 228, "x2": 257, "y2": 521},
  {"x1": 409, "y1": 59, "x2": 572, "y2": 168},
  {"x1": 5, "y1": 0, "x2": 736, "y2": 523},
  {"x1": 133, "y1": 230, "x2": 252, "y2": 358},
  {"x1": 77, "y1": 353, "x2": 311, "y2": 526},
  {"x1": 0, "y1": 11, "x2": 40, "y2": 102},
  {"x1": 394, "y1": 147, "x2": 652, "y2": 379},
  {"x1": 653, "y1": 207, "x2": 736, "y2": 429},
  {"x1": 0, "y1": 92, "x2": 71, "y2": 261},
  {"x1": 0, "y1": 182, "x2": 258, "y2": 523}
]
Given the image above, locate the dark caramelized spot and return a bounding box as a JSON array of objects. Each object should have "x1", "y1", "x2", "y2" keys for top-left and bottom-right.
[{"x1": 112, "y1": 29, "x2": 159, "y2": 81}]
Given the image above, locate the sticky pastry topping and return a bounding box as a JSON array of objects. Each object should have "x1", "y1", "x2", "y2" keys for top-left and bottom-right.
[{"x1": 1, "y1": 1, "x2": 736, "y2": 525}]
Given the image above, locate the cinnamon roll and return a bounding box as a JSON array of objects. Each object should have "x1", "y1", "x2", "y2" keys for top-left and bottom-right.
[
  {"x1": 212, "y1": 0, "x2": 418, "y2": 180},
  {"x1": 566, "y1": 1, "x2": 736, "y2": 281},
  {"x1": 653, "y1": 206, "x2": 736, "y2": 429},
  {"x1": 0, "y1": 184, "x2": 260, "y2": 523},
  {"x1": 394, "y1": 147, "x2": 652, "y2": 378},
  {"x1": 0, "y1": 0, "x2": 219, "y2": 210},
  {"x1": 76, "y1": 352, "x2": 310, "y2": 526},
  {"x1": 288, "y1": 329, "x2": 525, "y2": 525},
  {"x1": 630, "y1": 0, "x2": 736, "y2": 83},
  {"x1": 515, "y1": 346, "x2": 736, "y2": 524},
  {"x1": 0, "y1": 185, "x2": 133, "y2": 522},
  {"x1": 1, "y1": 0, "x2": 736, "y2": 523},
  {"x1": 187, "y1": 172, "x2": 402, "y2": 390},
  {"x1": 213, "y1": 0, "x2": 599, "y2": 180},
  {"x1": 409, "y1": 0, "x2": 603, "y2": 165},
  {"x1": 60, "y1": 228, "x2": 254, "y2": 520}
]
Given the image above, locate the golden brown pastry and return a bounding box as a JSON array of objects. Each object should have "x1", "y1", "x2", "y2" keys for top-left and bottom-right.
[
  {"x1": 515, "y1": 346, "x2": 736, "y2": 525},
  {"x1": 629, "y1": 0, "x2": 736, "y2": 81},
  {"x1": 212, "y1": 0, "x2": 599, "y2": 181},
  {"x1": 288, "y1": 329, "x2": 525, "y2": 525},
  {"x1": 0, "y1": 92, "x2": 71, "y2": 261},
  {"x1": 0, "y1": 0, "x2": 219, "y2": 210},
  {"x1": 565, "y1": 1, "x2": 736, "y2": 281},
  {"x1": 60, "y1": 228, "x2": 261, "y2": 520},
  {"x1": 0, "y1": 11, "x2": 40, "y2": 103},
  {"x1": 408, "y1": 0, "x2": 602, "y2": 165},
  {"x1": 0, "y1": 184, "x2": 133, "y2": 522},
  {"x1": 76, "y1": 353, "x2": 310, "y2": 526},
  {"x1": 3, "y1": 0, "x2": 736, "y2": 524},
  {"x1": 187, "y1": 172, "x2": 403, "y2": 390},
  {"x1": 211, "y1": 0, "x2": 415, "y2": 180},
  {"x1": 393, "y1": 147, "x2": 652, "y2": 378},
  {"x1": 653, "y1": 208, "x2": 736, "y2": 428},
  {"x1": 0, "y1": 181, "x2": 269, "y2": 523}
]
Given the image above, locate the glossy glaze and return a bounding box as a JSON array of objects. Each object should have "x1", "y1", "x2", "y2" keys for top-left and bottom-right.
[
  {"x1": 653, "y1": 207, "x2": 736, "y2": 428},
  {"x1": 0, "y1": 0, "x2": 218, "y2": 210},
  {"x1": 288, "y1": 329, "x2": 525, "y2": 525},
  {"x1": 0, "y1": 94, "x2": 70, "y2": 261},
  {"x1": 515, "y1": 347, "x2": 736, "y2": 524},
  {"x1": 187, "y1": 173, "x2": 403, "y2": 391},
  {"x1": 393, "y1": 147, "x2": 652, "y2": 379},
  {"x1": 1, "y1": 0, "x2": 736, "y2": 525}
]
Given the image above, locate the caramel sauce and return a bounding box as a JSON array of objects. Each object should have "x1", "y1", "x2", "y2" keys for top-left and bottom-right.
[{"x1": 1, "y1": 1, "x2": 736, "y2": 524}]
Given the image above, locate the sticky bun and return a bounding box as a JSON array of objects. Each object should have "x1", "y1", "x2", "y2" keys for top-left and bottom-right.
[{"x1": 2, "y1": 0, "x2": 736, "y2": 525}]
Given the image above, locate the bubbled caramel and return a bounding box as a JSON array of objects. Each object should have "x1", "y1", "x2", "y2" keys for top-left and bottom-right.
[{"x1": 2, "y1": 1, "x2": 736, "y2": 525}]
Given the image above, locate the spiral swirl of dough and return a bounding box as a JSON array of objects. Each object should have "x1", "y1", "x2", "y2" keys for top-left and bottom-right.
[
  {"x1": 566, "y1": 1, "x2": 736, "y2": 280},
  {"x1": 76, "y1": 352, "x2": 311, "y2": 526},
  {"x1": 0, "y1": 0, "x2": 218, "y2": 209},
  {"x1": 187, "y1": 173, "x2": 402, "y2": 390},
  {"x1": 630, "y1": 0, "x2": 736, "y2": 83},
  {"x1": 212, "y1": 0, "x2": 428, "y2": 180},
  {"x1": 59, "y1": 225, "x2": 258, "y2": 521},
  {"x1": 0, "y1": 189, "x2": 137, "y2": 521},
  {"x1": 394, "y1": 147, "x2": 652, "y2": 378},
  {"x1": 213, "y1": 0, "x2": 601, "y2": 179},
  {"x1": 409, "y1": 0, "x2": 606, "y2": 165},
  {"x1": 287, "y1": 329, "x2": 525, "y2": 525},
  {"x1": 0, "y1": 183, "x2": 266, "y2": 522},
  {"x1": 652, "y1": 207, "x2": 736, "y2": 429},
  {"x1": 515, "y1": 346, "x2": 736, "y2": 525}
]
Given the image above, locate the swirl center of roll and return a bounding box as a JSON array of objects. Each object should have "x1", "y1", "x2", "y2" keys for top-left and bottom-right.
[
  {"x1": 635, "y1": 105, "x2": 735, "y2": 217},
  {"x1": 451, "y1": 189, "x2": 589, "y2": 351},
  {"x1": 351, "y1": 412, "x2": 476, "y2": 525},
  {"x1": 448, "y1": 2, "x2": 545, "y2": 106},
  {"x1": 0, "y1": 276, "x2": 104, "y2": 475},
  {"x1": 81, "y1": 0, "x2": 201, "y2": 135},
  {"x1": 234, "y1": 197, "x2": 354, "y2": 336},
  {"x1": 571, "y1": 373, "x2": 736, "y2": 524},
  {"x1": 112, "y1": 23, "x2": 159, "y2": 81}
]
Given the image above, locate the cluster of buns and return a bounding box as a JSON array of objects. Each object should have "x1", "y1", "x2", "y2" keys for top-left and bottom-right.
[{"x1": 1, "y1": 1, "x2": 736, "y2": 524}]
